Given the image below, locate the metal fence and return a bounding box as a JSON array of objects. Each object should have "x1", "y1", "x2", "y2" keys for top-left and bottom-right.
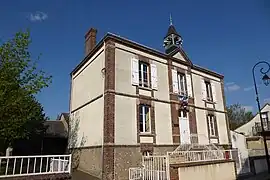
[
  {"x1": 167, "y1": 150, "x2": 233, "y2": 164},
  {"x1": 129, "y1": 150, "x2": 236, "y2": 180},
  {"x1": 129, "y1": 155, "x2": 169, "y2": 180},
  {"x1": 0, "y1": 154, "x2": 71, "y2": 178}
]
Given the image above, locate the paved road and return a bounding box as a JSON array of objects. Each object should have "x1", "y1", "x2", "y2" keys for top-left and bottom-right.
[{"x1": 72, "y1": 170, "x2": 100, "y2": 180}]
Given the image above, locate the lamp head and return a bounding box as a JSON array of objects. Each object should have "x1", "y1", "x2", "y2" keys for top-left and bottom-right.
[{"x1": 262, "y1": 74, "x2": 270, "y2": 86}]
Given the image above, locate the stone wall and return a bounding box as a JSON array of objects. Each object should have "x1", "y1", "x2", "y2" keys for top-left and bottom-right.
[
  {"x1": 77, "y1": 146, "x2": 102, "y2": 179},
  {"x1": 4, "y1": 173, "x2": 70, "y2": 180}
]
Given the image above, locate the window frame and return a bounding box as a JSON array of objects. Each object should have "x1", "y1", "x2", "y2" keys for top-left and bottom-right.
[
  {"x1": 139, "y1": 61, "x2": 150, "y2": 88},
  {"x1": 205, "y1": 81, "x2": 213, "y2": 102},
  {"x1": 177, "y1": 72, "x2": 187, "y2": 96},
  {"x1": 262, "y1": 112, "x2": 269, "y2": 129},
  {"x1": 139, "y1": 104, "x2": 151, "y2": 133},
  {"x1": 207, "y1": 114, "x2": 217, "y2": 137}
]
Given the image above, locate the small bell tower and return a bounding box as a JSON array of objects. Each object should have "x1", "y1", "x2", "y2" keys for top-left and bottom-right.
[{"x1": 163, "y1": 14, "x2": 183, "y2": 54}]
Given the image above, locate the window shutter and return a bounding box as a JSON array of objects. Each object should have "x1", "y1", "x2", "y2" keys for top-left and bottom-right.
[
  {"x1": 206, "y1": 115, "x2": 211, "y2": 139},
  {"x1": 172, "y1": 69, "x2": 179, "y2": 93},
  {"x1": 151, "y1": 63, "x2": 158, "y2": 89},
  {"x1": 214, "y1": 116, "x2": 218, "y2": 137},
  {"x1": 186, "y1": 74, "x2": 192, "y2": 97},
  {"x1": 211, "y1": 82, "x2": 217, "y2": 102},
  {"x1": 131, "y1": 58, "x2": 139, "y2": 85},
  {"x1": 201, "y1": 79, "x2": 206, "y2": 100}
]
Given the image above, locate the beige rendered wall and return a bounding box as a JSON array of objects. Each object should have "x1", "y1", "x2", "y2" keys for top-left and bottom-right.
[
  {"x1": 114, "y1": 43, "x2": 171, "y2": 145},
  {"x1": 178, "y1": 161, "x2": 236, "y2": 180},
  {"x1": 71, "y1": 47, "x2": 105, "y2": 147},
  {"x1": 195, "y1": 108, "x2": 209, "y2": 144},
  {"x1": 191, "y1": 71, "x2": 224, "y2": 111},
  {"x1": 216, "y1": 112, "x2": 229, "y2": 144},
  {"x1": 114, "y1": 95, "x2": 137, "y2": 145}
]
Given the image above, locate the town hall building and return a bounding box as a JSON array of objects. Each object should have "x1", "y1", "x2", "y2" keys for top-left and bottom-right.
[{"x1": 69, "y1": 20, "x2": 231, "y2": 179}]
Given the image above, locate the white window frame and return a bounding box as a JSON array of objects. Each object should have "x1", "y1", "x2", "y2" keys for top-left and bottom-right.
[
  {"x1": 139, "y1": 105, "x2": 151, "y2": 133},
  {"x1": 139, "y1": 61, "x2": 150, "y2": 88},
  {"x1": 177, "y1": 73, "x2": 187, "y2": 96},
  {"x1": 207, "y1": 115, "x2": 217, "y2": 137}
]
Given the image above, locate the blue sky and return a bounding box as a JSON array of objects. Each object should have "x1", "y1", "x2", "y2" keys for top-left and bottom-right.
[{"x1": 0, "y1": 0, "x2": 270, "y2": 119}]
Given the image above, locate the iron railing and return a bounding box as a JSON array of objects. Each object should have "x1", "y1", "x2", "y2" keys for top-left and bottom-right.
[
  {"x1": 167, "y1": 150, "x2": 233, "y2": 164},
  {"x1": 0, "y1": 154, "x2": 71, "y2": 178}
]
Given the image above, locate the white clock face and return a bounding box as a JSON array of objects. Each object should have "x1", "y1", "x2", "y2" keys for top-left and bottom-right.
[{"x1": 163, "y1": 37, "x2": 173, "y2": 47}]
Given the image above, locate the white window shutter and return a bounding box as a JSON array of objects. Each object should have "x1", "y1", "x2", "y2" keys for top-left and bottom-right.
[
  {"x1": 151, "y1": 63, "x2": 158, "y2": 89},
  {"x1": 201, "y1": 79, "x2": 206, "y2": 100},
  {"x1": 211, "y1": 82, "x2": 217, "y2": 102},
  {"x1": 186, "y1": 74, "x2": 192, "y2": 97},
  {"x1": 172, "y1": 69, "x2": 179, "y2": 93},
  {"x1": 131, "y1": 58, "x2": 139, "y2": 85}
]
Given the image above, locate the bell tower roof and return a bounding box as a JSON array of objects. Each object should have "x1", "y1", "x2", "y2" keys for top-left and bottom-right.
[
  {"x1": 165, "y1": 14, "x2": 181, "y2": 38},
  {"x1": 163, "y1": 14, "x2": 183, "y2": 54}
]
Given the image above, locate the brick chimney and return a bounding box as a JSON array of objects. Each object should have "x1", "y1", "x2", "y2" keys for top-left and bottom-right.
[{"x1": 85, "y1": 28, "x2": 97, "y2": 56}]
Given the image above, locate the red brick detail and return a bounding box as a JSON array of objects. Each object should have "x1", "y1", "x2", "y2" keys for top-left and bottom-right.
[
  {"x1": 85, "y1": 28, "x2": 97, "y2": 56},
  {"x1": 170, "y1": 167, "x2": 179, "y2": 180},
  {"x1": 102, "y1": 40, "x2": 115, "y2": 180}
]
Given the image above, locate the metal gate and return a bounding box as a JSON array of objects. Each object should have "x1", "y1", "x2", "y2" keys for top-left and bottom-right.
[
  {"x1": 129, "y1": 155, "x2": 170, "y2": 180},
  {"x1": 232, "y1": 149, "x2": 250, "y2": 175}
]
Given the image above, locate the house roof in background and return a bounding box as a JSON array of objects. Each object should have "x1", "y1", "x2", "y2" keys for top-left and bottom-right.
[{"x1": 45, "y1": 113, "x2": 69, "y2": 138}]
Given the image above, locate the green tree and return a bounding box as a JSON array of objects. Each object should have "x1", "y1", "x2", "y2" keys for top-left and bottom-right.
[
  {"x1": 0, "y1": 30, "x2": 52, "y2": 149},
  {"x1": 227, "y1": 103, "x2": 254, "y2": 130}
]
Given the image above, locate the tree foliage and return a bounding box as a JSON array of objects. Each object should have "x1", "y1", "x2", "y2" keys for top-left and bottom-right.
[
  {"x1": 0, "y1": 30, "x2": 52, "y2": 148},
  {"x1": 227, "y1": 103, "x2": 254, "y2": 130}
]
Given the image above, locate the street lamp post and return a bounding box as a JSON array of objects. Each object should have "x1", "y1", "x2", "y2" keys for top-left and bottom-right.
[{"x1": 252, "y1": 61, "x2": 270, "y2": 173}]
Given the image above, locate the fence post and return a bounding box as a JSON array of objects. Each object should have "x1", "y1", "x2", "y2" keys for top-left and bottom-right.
[
  {"x1": 166, "y1": 155, "x2": 170, "y2": 180},
  {"x1": 68, "y1": 154, "x2": 72, "y2": 174}
]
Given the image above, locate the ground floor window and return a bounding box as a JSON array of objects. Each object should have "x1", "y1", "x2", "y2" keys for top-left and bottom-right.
[{"x1": 139, "y1": 105, "x2": 151, "y2": 133}]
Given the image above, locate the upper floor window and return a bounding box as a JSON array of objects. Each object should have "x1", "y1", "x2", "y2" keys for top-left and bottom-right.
[
  {"x1": 172, "y1": 69, "x2": 192, "y2": 97},
  {"x1": 139, "y1": 61, "x2": 150, "y2": 88},
  {"x1": 262, "y1": 112, "x2": 269, "y2": 129},
  {"x1": 205, "y1": 81, "x2": 213, "y2": 101},
  {"x1": 139, "y1": 105, "x2": 151, "y2": 133},
  {"x1": 207, "y1": 114, "x2": 218, "y2": 137},
  {"x1": 177, "y1": 73, "x2": 187, "y2": 96},
  {"x1": 132, "y1": 58, "x2": 158, "y2": 89}
]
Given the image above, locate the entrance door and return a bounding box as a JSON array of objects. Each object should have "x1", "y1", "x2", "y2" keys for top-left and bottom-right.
[{"x1": 179, "y1": 110, "x2": 191, "y2": 144}]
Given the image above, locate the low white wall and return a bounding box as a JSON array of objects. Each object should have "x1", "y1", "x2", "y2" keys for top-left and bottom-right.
[{"x1": 178, "y1": 161, "x2": 236, "y2": 180}]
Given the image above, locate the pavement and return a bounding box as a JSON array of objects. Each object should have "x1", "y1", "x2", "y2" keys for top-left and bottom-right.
[
  {"x1": 71, "y1": 170, "x2": 100, "y2": 180},
  {"x1": 239, "y1": 172, "x2": 270, "y2": 180}
]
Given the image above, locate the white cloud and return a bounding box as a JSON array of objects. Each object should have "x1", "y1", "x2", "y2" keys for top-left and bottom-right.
[
  {"x1": 224, "y1": 82, "x2": 240, "y2": 92},
  {"x1": 243, "y1": 86, "x2": 254, "y2": 91},
  {"x1": 243, "y1": 106, "x2": 253, "y2": 112},
  {"x1": 227, "y1": 84, "x2": 240, "y2": 92},
  {"x1": 29, "y1": 11, "x2": 48, "y2": 22},
  {"x1": 225, "y1": 82, "x2": 235, "y2": 86}
]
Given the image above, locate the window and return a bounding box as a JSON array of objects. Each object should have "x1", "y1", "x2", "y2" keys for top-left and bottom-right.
[
  {"x1": 207, "y1": 114, "x2": 217, "y2": 137},
  {"x1": 142, "y1": 151, "x2": 152, "y2": 156},
  {"x1": 205, "y1": 81, "x2": 213, "y2": 101},
  {"x1": 139, "y1": 61, "x2": 149, "y2": 88},
  {"x1": 177, "y1": 73, "x2": 187, "y2": 95},
  {"x1": 262, "y1": 112, "x2": 269, "y2": 130},
  {"x1": 139, "y1": 105, "x2": 151, "y2": 133}
]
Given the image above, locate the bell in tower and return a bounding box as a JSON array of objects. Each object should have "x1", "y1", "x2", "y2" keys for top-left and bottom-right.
[{"x1": 163, "y1": 14, "x2": 183, "y2": 54}]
